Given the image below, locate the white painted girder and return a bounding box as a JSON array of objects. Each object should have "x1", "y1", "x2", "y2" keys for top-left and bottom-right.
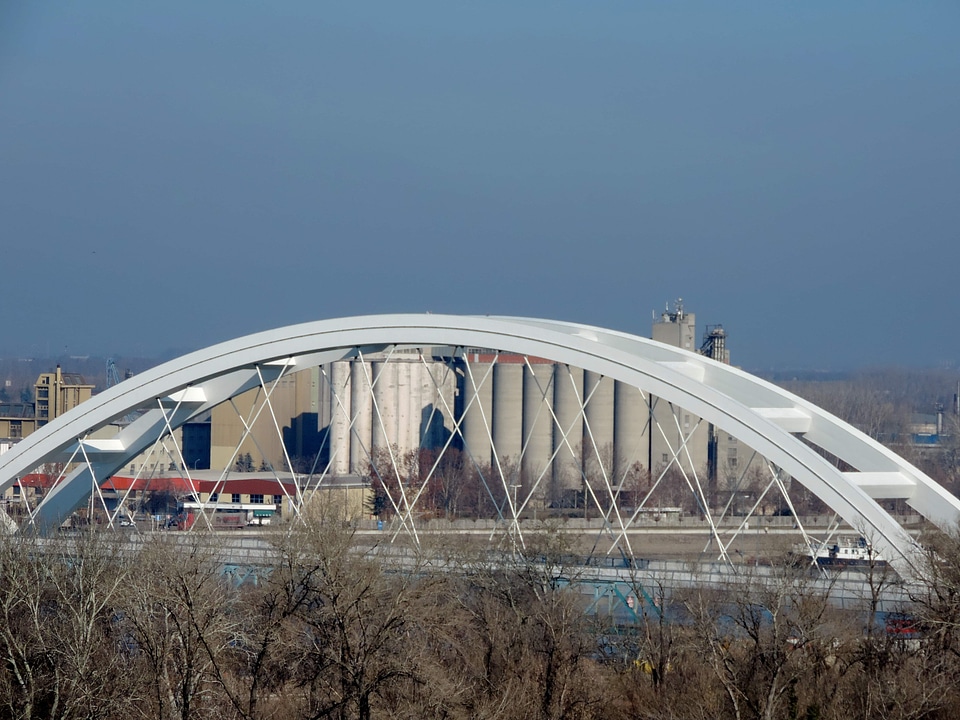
[
  {"x1": 503, "y1": 317, "x2": 955, "y2": 518},
  {"x1": 844, "y1": 472, "x2": 915, "y2": 500},
  {"x1": 5, "y1": 363, "x2": 325, "y2": 530},
  {"x1": 751, "y1": 407, "x2": 812, "y2": 434},
  {"x1": 0, "y1": 314, "x2": 951, "y2": 578}
]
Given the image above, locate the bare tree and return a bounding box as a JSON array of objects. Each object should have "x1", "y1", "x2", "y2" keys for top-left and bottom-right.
[
  {"x1": 0, "y1": 531, "x2": 142, "y2": 720},
  {"x1": 432, "y1": 526, "x2": 606, "y2": 720},
  {"x1": 118, "y1": 535, "x2": 236, "y2": 720},
  {"x1": 288, "y1": 524, "x2": 429, "y2": 720},
  {"x1": 682, "y1": 564, "x2": 841, "y2": 720}
]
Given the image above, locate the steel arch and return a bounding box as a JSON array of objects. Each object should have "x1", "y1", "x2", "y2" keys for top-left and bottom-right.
[{"x1": 0, "y1": 314, "x2": 953, "y2": 576}]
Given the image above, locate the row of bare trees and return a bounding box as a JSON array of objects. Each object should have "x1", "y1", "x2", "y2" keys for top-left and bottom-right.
[
  {"x1": 365, "y1": 446, "x2": 727, "y2": 520},
  {"x1": 784, "y1": 368, "x2": 960, "y2": 487},
  {"x1": 0, "y1": 522, "x2": 605, "y2": 720},
  {"x1": 6, "y1": 521, "x2": 960, "y2": 719}
]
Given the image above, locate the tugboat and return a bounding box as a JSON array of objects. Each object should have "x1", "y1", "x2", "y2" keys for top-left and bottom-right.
[{"x1": 795, "y1": 536, "x2": 885, "y2": 568}]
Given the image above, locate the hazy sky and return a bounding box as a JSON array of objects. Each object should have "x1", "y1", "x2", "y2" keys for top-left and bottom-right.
[{"x1": 1, "y1": 2, "x2": 958, "y2": 371}]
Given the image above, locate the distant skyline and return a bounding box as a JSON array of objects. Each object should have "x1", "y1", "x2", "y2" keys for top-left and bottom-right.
[{"x1": 1, "y1": 2, "x2": 958, "y2": 371}]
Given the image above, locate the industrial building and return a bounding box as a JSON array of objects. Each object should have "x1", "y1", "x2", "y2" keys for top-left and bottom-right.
[
  {"x1": 0, "y1": 367, "x2": 97, "y2": 506},
  {"x1": 0, "y1": 366, "x2": 95, "y2": 441},
  {"x1": 194, "y1": 301, "x2": 748, "y2": 511}
]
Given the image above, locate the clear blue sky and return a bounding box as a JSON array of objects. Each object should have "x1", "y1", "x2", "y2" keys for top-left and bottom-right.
[{"x1": 1, "y1": 2, "x2": 958, "y2": 370}]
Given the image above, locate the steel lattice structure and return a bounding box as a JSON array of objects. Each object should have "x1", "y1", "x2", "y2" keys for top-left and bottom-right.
[{"x1": 0, "y1": 314, "x2": 955, "y2": 578}]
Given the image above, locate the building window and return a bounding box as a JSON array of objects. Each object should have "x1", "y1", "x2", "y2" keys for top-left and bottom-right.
[
  {"x1": 9, "y1": 421, "x2": 21, "y2": 439},
  {"x1": 251, "y1": 494, "x2": 264, "y2": 504},
  {"x1": 209, "y1": 492, "x2": 219, "y2": 502},
  {"x1": 12, "y1": 485, "x2": 20, "y2": 497},
  {"x1": 661, "y1": 453, "x2": 669, "y2": 464},
  {"x1": 728, "y1": 458, "x2": 738, "y2": 468},
  {"x1": 273, "y1": 495, "x2": 282, "y2": 505},
  {"x1": 231, "y1": 493, "x2": 240, "y2": 504}
]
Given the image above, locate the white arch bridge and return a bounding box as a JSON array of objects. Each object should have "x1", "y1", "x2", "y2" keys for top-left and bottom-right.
[{"x1": 0, "y1": 314, "x2": 955, "y2": 579}]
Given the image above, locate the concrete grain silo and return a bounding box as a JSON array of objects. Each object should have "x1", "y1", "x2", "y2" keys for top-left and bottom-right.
[
  {"x1": 459, "y1": 354, "x2": 494, "y2": 468},
  {"x1": 552, "y1": 364, "x2": 584, "y2": 498},
  {"x1": 420, "y1": 358, "x2": 457, "y2": 451},
  {"x1": 349, "y1": 360, "x2": 373, "y2": 473},
  {"x1": 492, "y1": 361, "x2": 523, "y2": 469},
  {"x1": 397, "y1": 360, "x2": 419, "y2": 456},
  {"x1": 522, "y1": 361, "x2": 554, "y2": 501},
  {"x1": 328, "y1": 361, "x2": 352, "y2": 475},
  {"x1": 372, "y1": 360, "x2": 398, "y2": 454},
  {"x1": 583, "y1": 371, "x2": 615, "y2": 484},
  {"x1": 614, "y1": 382, "x2": 649, "y2": 483},
  {"x1": 410, "y1": 359, "x2": 428, "y2": 451}
]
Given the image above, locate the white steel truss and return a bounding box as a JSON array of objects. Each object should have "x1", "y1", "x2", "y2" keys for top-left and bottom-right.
[{"x1": 0, "y1": 314, "x2": 954, "y2": 579}]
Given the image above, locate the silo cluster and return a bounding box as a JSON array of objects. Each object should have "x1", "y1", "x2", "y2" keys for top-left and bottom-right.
[
  {"x1": 206, "y1": 303, "x2": 737, "y2": 508},
  {"x1": 318, "y1": 349, "x2": 710, "y2": 506},
  {"x1": 323, "y1": 351, "x2": 458, "y2": 477}
]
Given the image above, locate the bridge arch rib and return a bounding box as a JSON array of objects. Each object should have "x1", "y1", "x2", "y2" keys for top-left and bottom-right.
[{"x1": 0, "y1": 314, "x2": 953, "y2": 577}]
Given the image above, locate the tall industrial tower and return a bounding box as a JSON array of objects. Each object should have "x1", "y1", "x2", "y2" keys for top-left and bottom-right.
[{"x1": 650, "y1": 300, "x2": 710, "y2": 476}]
